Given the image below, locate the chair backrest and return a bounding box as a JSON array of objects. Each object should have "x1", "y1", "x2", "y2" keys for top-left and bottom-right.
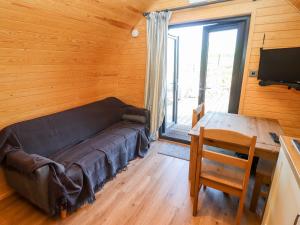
[
  {"x1": 192, "y1": 103, "x2": 205, "y2": 127},
  {"x1": 198, "y1": 127, "x2": 257, "y2": 186}
]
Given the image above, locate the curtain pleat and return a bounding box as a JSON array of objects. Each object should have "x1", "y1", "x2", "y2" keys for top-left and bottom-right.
[{"x1": 145, "y1": 11, "x2": 172, "y2": 140}]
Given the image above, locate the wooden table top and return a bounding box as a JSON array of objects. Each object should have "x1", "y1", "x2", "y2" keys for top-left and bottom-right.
[{"x1": 189, "y1": 112, "x2": 284, "y2": 159}]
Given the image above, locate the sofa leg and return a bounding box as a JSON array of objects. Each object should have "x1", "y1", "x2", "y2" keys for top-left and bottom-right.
[{"x1": 60, "y1": 209, "x2": 67, "y2": 219}]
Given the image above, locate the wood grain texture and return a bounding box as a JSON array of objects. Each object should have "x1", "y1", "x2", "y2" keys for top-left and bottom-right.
[
  {"x1": 0, "y1": 0, "x2": 154, "y2": 129},
  {"x1": 288, "y1": 0, "x2": 300, "y2": 10},
  {"x1": 114, "y1": 0, "x2": 300, "y2": 137},
  {"x1": 188, "y1": 111, "x2": 282, "y2": 203},
  {"x1": 192, "y1": 103, "x2": 205, "y2": 127},
  {"x1": 0, "y1": 0, "x2": 156, "y2": 200},
  {"x1": 0, "y1": 170, "x2": 12, "y2": 201},
  {"x1": 193, "y1": 127, "x2": 256, "y2": 224},
  {"x1": 1, "y1": 0, "x2": 299, "y2": 206},
  {"x1": 0, "y1": 141, "x2": 260, "y2": 225},
  {"x1": 189, "y1": 112, "x2": 283, "y2": 159}
]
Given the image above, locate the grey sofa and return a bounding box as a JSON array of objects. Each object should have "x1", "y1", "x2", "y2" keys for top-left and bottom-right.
[{"x1": 0, "y1": 97, "x2": 150, "y2": 216}]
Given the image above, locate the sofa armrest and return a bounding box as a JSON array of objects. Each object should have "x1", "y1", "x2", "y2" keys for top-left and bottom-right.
[
  {"x1": 2, "y1": 150, "x2": 64, "y2": 215},
  {"x1": 122, "y1": 106, "x2": 150, "y2": 136},
  {"x1": 4, "y1": 165, "x2": 51, "y2": 214},
  {"x1": 122, "y1": 114, "x2": 147, "y2": 124},
  {"x1": 124, "y1": 106, "x2": 149, "y2": 118},
  {"x1": 5, "y1": 150, "x2": 64, "y2": 175}
]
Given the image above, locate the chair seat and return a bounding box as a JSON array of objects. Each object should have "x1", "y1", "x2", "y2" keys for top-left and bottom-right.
[{"x1": 201, "y1": 159, "x2": 244, "y2": 190}]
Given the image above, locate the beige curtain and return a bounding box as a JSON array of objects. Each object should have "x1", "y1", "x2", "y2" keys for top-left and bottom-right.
[{"x1": 144, "y1": 11, "x2": 172, "y2": 140}]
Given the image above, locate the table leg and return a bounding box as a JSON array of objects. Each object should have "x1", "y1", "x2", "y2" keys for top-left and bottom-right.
[
  {"x1": 250, "y1": 173, "x2": 263, "y2": 213},
  {"x1": 189, "y1": 136, "x2": 199, "y2": 197}
]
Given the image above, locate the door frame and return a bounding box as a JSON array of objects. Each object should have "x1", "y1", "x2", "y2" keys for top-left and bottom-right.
[
  {"x1": 161, "y1": 34, "x2": 179, "y2": 134},
  {"x1": 199, "y1": 20, "x2": 248, "y2": 113},
  {"x1": 160, "y1": 15, "x2": 250, "y2": 144},
  {"x1": 169, "y1": 35, "x2": 179, "y2": 125},
  {"x1": 169, "y1": 15, "x2": 251, "y2": 31}
]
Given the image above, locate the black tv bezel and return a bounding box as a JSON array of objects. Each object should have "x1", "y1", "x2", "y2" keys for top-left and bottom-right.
[
  {"x1": 257, "y1": 47, "x2": 300, "y2": 90},
  {"x1": 259, "y1": 80, "x2": 300, "y2": 90}
]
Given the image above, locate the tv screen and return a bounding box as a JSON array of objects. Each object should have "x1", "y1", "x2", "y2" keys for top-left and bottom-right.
[{"x1": 258, "y1": 47, "x2": 300, "y2": 84}]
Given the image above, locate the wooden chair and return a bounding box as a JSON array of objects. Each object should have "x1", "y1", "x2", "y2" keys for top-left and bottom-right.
[
  {"x1": 192, "y1": 103, "x2": 205, "y2": 127},
  {"x1": 193, "y1": 127, "x2": 257, "y2": 225},
  {"x1": 250, "y1": 159, "x2": 275, "y2": 218},
  {"x1": 189, "y1": 103, "x2": 205, "y2": 182}
]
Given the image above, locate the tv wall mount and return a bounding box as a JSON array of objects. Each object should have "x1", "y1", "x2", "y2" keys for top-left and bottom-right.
[{"x1": 259, "y1": 80, "x2": 300, "y2": 91}]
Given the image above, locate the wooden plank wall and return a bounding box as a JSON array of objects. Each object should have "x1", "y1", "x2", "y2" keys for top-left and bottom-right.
[
  {"x1": 288, "y1": 0, "x2": 300, "y2": 10},
  {"x1": 115, "y1": 19, "x2": 148, "y2": 107},
  {"x1": 1, "y1": 0, "x2": 299, "y2": 201},
  {"x1": 0, "y1": 0, "x2": 155, "y2": 200},
  {"x1": 115, "y1": 0, "x2": 300, "y2": 137}
]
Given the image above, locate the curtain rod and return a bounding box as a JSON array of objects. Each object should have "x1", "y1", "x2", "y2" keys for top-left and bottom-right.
[{"x1": 143, "y1": 0, "x2": 236, "y2": 17}]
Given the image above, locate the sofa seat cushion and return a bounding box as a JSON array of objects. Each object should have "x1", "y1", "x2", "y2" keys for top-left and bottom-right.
[
  {"x1": 50, "y1": 121, "x2": 147, "y2": 167},
  {"x1": 46, "y1": 121, "x2": 149, "y2": 211}
]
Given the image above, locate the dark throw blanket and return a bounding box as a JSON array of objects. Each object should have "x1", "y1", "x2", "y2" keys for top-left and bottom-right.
[{"x1": 0, "y1": 98, "x2": 150, "y2": 216}]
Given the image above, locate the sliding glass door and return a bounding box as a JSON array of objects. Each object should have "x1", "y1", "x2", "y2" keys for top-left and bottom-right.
[
  {"x1": 199, "y1": 21, "x2": 247, "y2": 113},
  {"x1": 165, "y1": 35, "x2": 179, "y2": 130},
  {"x1": 160, "y1": 17, "x2": 249, "y2": 143}
]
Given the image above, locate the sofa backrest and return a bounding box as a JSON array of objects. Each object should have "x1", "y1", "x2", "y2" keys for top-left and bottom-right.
[{"x1": 7, "y1": 97, "x2": 126, "y2": 157}]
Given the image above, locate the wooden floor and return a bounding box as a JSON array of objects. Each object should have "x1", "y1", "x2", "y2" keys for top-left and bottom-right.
[{"x1": 0, "y1": 141, "x2": 260, "y2": 225}]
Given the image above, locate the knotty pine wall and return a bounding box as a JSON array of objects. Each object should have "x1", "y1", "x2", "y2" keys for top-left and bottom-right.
[
  {"x1": 289, "y1": 0, "x2": 300, "y2": 9},
  {"x1": 115, "y1": 0, "x2": 300, "y2": 138},
  {"x1": 0, "y1": 0, "x2": 155, "y2": 200},
  {"x1": 1, "y1": 0, "x2": 300, "y2": 200}
]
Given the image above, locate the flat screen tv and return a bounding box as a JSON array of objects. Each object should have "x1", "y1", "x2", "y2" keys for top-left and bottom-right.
[{"x1": 258, "y1": 47, "x2": 300, "y2": 89}]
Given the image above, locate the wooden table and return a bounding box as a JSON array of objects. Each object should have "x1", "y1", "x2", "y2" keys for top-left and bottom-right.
[{"x1": 188, "y1": 111, "x2": 283, "y2": 196}]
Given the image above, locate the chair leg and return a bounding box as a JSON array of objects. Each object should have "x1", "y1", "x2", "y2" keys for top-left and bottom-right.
[
  {"x1": 189, "y1": 145, "x2": 194, "y2": 181},
  {"x1": 236, "y1": 193, "x2": 246, "y2": 225},
  {"x1": 60, "y1": 209, "x2": 67, "y2": 219},
  {"x1": 250, "y1": 174, "x2": 263, "y2": 213},
  {"x1": 60, "y1": 201, "x2": 67, "y2": 219},
  {"x1": 193, "y1": 183, "x2": 201, "y2": 216},
  {"x1": 193, "y1": 159, "x2": 202, "y2": 216}
]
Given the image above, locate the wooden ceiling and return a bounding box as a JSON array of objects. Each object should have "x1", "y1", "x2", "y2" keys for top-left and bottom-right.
[{"x1": 288, "y1": 0, "x2": 300, "y2": 10}]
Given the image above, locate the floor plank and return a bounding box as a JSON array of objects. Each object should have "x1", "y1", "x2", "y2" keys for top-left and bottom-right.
[{"x1": 0, "y1": 141, "x2": 260, "y2": 225}]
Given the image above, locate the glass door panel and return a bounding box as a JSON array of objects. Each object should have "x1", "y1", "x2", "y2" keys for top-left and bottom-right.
[
  {"x1": 200, "y1": 22, "x2": 246, "y2": 114},
  {"x1": 160, "y1": 18, "x2": 249, "y2": 143},
  {"x1": 205, "y1": 29, "x2": 237, "y2": 112},
  {"x1": 165, "y1": 35, "x2": 179, "y2": 129}
]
